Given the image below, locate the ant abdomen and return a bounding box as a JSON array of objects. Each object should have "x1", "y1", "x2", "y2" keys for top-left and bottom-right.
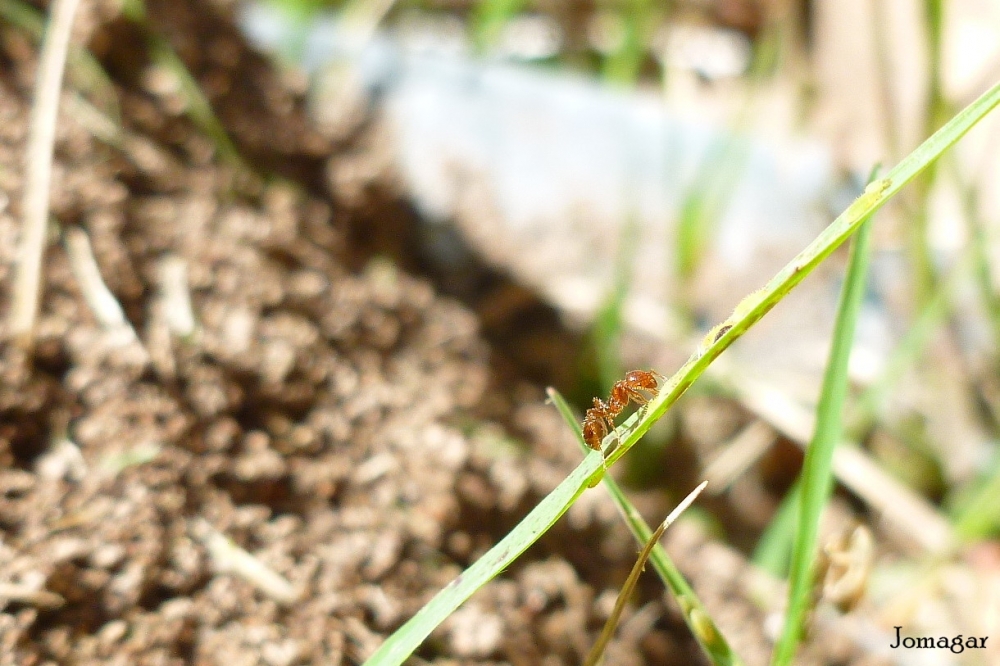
[{"x1": 582, "y1": 414, "x2": 608, "y2": 451}]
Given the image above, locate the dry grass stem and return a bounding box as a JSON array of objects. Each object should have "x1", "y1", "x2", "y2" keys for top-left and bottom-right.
[
  {"x1": 584, "y1": 481, "x2": 708, "y2": 666},
  {"x1": 0, "y1": 582, "x2": 65, "y2": 609},
  {"x1": 158, "y1": 254, "x2": 197, "y2": 338},
  {"x1": 191, "y1": 518, "x2": 300, "y2": 606},
  {"x1": 10, "y1": 0, "x2": 82, "y2": 350},
  {"x1": 732, "y1": 374, "x2": 954, "y2": 554},
  {"x1": 98, "y1": 442, "x2": 161, "y2": 476},
  {"x1": 64, "y1": 227, "x2": 133, "y2": 336},
  {"x1": 703, "y1": 420, "x2": 777, "y2": 492}
]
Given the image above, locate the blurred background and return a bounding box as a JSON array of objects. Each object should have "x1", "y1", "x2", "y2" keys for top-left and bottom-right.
[
  {"x1": 237, "y1": 0, "x2": 1000, "y2": 527},
  {"x1": 3, "y1": 0, "x2": 1000, "y2": 663},
  {"x1": 234, "y1": 0, "x2": 1000, "y2": 660},
  {"x1": 240, "y1": 0, "x2": 1000, "y2": 406}
]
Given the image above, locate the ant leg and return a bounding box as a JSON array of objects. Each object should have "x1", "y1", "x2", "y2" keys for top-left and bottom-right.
[
  {"x1": 629, "y1": 389, "x2": 658, "y2": 422},
  {"x1": 608, "y1": 418, "x2": 622, "y2": 454}
]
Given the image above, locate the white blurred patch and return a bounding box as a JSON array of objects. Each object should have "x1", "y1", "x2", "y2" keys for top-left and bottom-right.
[
  {"x1": 493, "y1": 14, "x2": 563, "y2": 61},
  {"x1": 657, "y1": 24, "x2": 752, "y2": 80}
]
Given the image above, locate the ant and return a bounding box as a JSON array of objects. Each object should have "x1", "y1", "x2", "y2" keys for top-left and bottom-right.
[{"x1": 583, "y1": 370, "x2": 662, "y2": 452}]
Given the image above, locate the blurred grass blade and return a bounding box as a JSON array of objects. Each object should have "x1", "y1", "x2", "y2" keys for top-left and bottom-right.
[
  {"x1": 907, "y1": 0, "x2": 948, "y2": 308},
  {"x1": 953, "y1": 456, "x2": 1000, "y2": 540},
  {"x1": 848, "y1": 248, "x2": 970, "y2": 435},
  {"x1": 752, "y1": 479, "x2": 800, "y2": 578},
  {"x1": 0, "y1": 0, "x2": 121, "y2": 124},
  {"x1": 122, "y1": 0, "x2": 246, "y2": 171},
  {"x1": 676, "y1": 137, "x2": 749, "y2": 285},
  {"x1": 146, "y1": 38, "x2": 244, "y2": 169},
  {"x1": 363, "y1": 82, "x2": 1000, "y2": 666},
  {"x1": 583, "y1": 480, "x2": 709, "y2": 666},
  {"x1": 471, "y1": 0, "x2": 528, "y2": 52},
  {"x1": 770, "y1": 169, "x2": 879, "y2": 666},
  {"x1": 549, "y1": 388, "x2": 744, "y2": 666},
  {"x1": 968, "y1": 196, "x2": 1000, "y2": 345},
  {"x1": 601, "y1": 0, "x2": 658, "y2": 86}
]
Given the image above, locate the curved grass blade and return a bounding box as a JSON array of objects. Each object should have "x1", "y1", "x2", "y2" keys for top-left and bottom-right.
[
  {"x1": 362, "y1": 80, "x2": 1000, "y2": 666},
  {"x1": 583, "y1": 480, "x2": 709, "y2": 666}
]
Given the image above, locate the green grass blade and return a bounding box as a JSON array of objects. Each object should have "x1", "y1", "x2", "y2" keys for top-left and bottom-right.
[
  {"x1": 363, "y1": 447, "x2": 605, "y2": 665},
  {"x1": 751, "y1": 479, "x2": 799, "y2": 578},
  {"x1": 770, "y1": 174, "x2": 878, "y2": 665},
  {"x1": 548, "y1": 388, "x2": 744, "y2": 666},
  {"x1": 755, "y1": 276, "x2": 964, "y2": 579},
  {"x1": 953, "y1": 456, "x2": 1000, "y2": 540},
  {"x1": 362, "y1": 81, "x2": 1000, "y2": 666}
]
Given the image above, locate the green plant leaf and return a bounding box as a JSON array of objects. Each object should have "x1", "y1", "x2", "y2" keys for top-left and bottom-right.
[{"x1": 770, "y1": 166, "x2": 878, "y2": 666}]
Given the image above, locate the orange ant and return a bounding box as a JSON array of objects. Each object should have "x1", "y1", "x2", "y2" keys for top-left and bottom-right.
[{"x1": 583, "y1": 370, "x2": 662, "y2": 452}]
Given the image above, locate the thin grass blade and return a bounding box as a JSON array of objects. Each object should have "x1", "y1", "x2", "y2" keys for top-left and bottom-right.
[
  {"x1": 583, "y1": 481, "x2": 709, "y2": 666},
  {"x1": 770, "y1": 170, "x2": 878, "y2": 666},
  {"x1": 752, "y1": 479, "x2": 800, "y2": 578}
]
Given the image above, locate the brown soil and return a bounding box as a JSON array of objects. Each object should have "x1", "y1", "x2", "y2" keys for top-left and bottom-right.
[{"x1": 0, "y1": 1, "x2": 745, "y2": 664}]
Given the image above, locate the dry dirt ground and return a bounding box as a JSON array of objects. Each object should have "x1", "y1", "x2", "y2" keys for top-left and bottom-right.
[{"x1": 0, "y1": 2, "x2": 878, "y2": 665}]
